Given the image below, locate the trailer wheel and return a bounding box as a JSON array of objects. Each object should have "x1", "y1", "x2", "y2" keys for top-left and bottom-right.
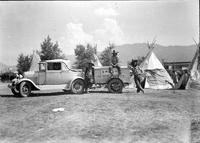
[
  {"x1": 108, "y1": 78, "x2": 123, "y2": 93},
  {"x1": 19, "y1": 82, "x2": 31, "y2": 97},
  {"x1": 71, "y1": 79, "x2": 84, "y2": 94}
]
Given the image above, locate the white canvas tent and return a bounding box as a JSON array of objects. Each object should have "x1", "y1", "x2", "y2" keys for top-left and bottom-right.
[
  {"x1": 29, "y1": 51, "x2": 41, "y2": 72},
  {"x1": 140, "y1": 48, "x2": 174, "y2": 89},
  {"x1": 93, "y1": 54, "x2": 102, "y2": 67},
  {"x1": 185, "y1": 44, "x2": 200, "y2": 90}
]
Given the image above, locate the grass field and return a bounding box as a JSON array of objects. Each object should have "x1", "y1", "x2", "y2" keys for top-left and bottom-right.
[{"x1": 0, "y1": 84, "x2": 199, "y2": 143}]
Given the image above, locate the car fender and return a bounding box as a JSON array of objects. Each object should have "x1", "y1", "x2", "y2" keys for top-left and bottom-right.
[
  {"x1": 17, "y1": 78, "x2": 40, "y2": 90},
  {"x1": 64, "y1": 76, "x2": 84, "y2": 90}
]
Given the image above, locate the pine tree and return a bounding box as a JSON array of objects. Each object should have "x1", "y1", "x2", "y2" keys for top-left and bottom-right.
[
  {"x1": 74, "y1": 44, "x2": 97, "y2": 69},
  {"x1": 99, "y1": 43, "x2": 115, "y2": 66},
  {"x1": 40, "y1": 35, "x2": 64, "y2": 61}
]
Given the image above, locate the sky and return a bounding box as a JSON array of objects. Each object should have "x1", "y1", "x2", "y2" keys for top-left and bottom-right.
[{"x1": 0, "y1": 0, "x2": 199, "y2": 65}]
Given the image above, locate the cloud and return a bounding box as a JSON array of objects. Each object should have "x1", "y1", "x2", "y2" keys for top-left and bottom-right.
[
  {"x1": 60, "y1": 23, "x2": 94, "y2": 55},
  {"x1": 94, "y1": 8, "x2": 119, "y2": 17},
  {"x1": 61, "y1": 18, "x2": 128, "y2": 54},
  {"x1": 93, "y1": 18, "x2": 127, "y2": 47}
]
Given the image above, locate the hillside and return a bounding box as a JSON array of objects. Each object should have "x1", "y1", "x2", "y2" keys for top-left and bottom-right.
[
  {"x1": 115, "y1": 43, "x2": 196, "y2": 65},
  {"x1": 58, "y1": 43, "x2": 197, "y2": 66}
]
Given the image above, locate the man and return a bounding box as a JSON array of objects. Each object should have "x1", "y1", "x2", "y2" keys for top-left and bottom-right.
[
  {"x1": 84, "y1": 62, "x2": 94, "y2": 93},
  {"x1": 179, "y1": 69, "x2": 190, "y2": 89},
  {"x1": 129, "y1": 59, "x2": 145, "y2": 93},
  {"x1": 110, "y1": 50, "x2": 121, "y2": 75}
]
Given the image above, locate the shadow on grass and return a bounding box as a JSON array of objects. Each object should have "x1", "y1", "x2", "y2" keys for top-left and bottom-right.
[
  {"x1": 0, "y1": 89, "x2": 126, "y2": 98},
  {"x1": 31, "y1": 91, "x2": 71, "y2": 97},
  {"x1": 0, "y1": 91, "x2": 71, "y2": 98},
  {"x1": 0, "y1": 94, "x2": 21, "y2": 98},
  {"x1": 89, "y1": 90, "x2": 110, "y2": 94}
]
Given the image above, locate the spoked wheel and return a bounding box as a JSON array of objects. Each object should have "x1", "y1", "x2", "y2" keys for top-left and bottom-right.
[
  {"x1": 19, "y1": 82, "x2": 31, "y2": 97},
  {"x1": 108, "y1": 78, "x2": 123, "y2": 93},
  {"x1": 71, "y1": 79, "x2": 85, "y2": 94},
  {"x1": 11, "y1": 88, "x2": 19, "y2": 96}
]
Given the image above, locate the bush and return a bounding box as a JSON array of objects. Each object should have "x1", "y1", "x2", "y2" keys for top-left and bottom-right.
[{"x1": 0, "y1": 72, "x2": 16, "y2": 82}]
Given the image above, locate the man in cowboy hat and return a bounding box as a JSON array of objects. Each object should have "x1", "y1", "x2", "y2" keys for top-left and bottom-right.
[{"x1": 111, "y1": 50, "x2": 121, "y2": 75}]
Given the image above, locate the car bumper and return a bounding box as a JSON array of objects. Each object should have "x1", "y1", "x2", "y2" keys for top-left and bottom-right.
[{"x1": 8, "y1": 80, "x2": 18, "y2": 89}]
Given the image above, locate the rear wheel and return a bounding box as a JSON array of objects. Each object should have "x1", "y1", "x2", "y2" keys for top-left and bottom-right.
[
  {"x1": 19, "y1": 82, "x2": 31, "y2": 97},
  {"x1": 108, "y1": 78, "x2": 123, "y2": 93},
  {"x1": 71, "y1": 79, "x2": 84, "y2": 94}
]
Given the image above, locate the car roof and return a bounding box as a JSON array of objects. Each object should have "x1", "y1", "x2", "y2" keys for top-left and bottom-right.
[
  {"x1": 42, "y1": 59, "x2": 72, "y2": 68},
  {"x1": 45, "y1": 59, "x2": 68, "y2": 63}
]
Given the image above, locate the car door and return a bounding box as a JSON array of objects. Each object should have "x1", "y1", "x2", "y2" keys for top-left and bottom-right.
[
  {"x1": 38, "y1": 62, "x2": 46, "y2": 85},
  {"x1": 45, "y1": 62, "x2": 64, "y2": 85},
  {"x1": 60, "y1": 62, "x2": 75, "y2": 84}
]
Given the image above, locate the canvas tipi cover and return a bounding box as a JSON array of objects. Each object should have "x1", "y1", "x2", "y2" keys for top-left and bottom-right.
[
  {"x1": 140, "y1": 51, "x2": 174, "y2": 89},
  {"x1": 93, "y1": 54, "x2": 102, "y2": 67},
  {"x1": 186, "y1": 45, "x2": 200, "y2": 90},
  {"x1": 29, "y1": 51, "x2": 41, "y2": 71}
]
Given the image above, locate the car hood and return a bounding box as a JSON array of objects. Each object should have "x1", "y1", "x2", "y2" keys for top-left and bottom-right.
[{"x1": 24, "y1": 71, "x2": 37, "y2": 77}]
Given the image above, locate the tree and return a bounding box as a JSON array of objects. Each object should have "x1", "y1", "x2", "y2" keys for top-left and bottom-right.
[
  {"x1": 99, "y1": 43, "x2": 115, "y2": 66},
  {"x1": 74, "y1": 44, "x2": 97, "y2": 69},
  {"x1": 40, "y1": 35, "x2": 65, "y2": 61},
  {"x1": 17, "y1": 53, "x2": 32, "y2": 74}
]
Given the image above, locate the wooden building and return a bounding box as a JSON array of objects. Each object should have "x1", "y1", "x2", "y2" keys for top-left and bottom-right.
[{"x1": 164, "y1": 61, "x2": 191, "y2": 71}]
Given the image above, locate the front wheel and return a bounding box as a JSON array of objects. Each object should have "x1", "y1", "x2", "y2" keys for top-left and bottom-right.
[
  {"x1": 107, "y1": 78, "x2": 123, "y2": 93},
  {"x1": 11, "y1": 88, "x2": 19, "y2": 96},
  {"x1": 19, "y1": 82, "x2": 31, "y2": 97},
  {"x1": 71, "y1": 79, "x2": 85, "y2": 94}
]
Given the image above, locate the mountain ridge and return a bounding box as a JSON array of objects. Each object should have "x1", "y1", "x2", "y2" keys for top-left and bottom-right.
[{"x1": 115, "y1": 43, "x2": 196, "y2": 65}]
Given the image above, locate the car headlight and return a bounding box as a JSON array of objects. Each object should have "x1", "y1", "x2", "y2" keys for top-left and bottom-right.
[{"x1": 16, "y1": 74, "x2": 23, "y2": 79}]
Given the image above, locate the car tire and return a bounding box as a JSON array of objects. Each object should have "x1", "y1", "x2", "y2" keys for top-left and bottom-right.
[
  {"x1": 108, "y1": 78, "x2": 123, "y2": 93},
  {"x1": 11, "y1": 88, "x2": 19, "y2": 96},
  {"x1": 19, "y1": 82, "x2": 31, "y2": 97},
  {"x1": 71, "y1": 79, "x2": 84, "y2": 94}
]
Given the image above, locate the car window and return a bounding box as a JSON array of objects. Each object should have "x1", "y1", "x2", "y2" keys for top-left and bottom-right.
[
  {"x1": 39, "y1": 63, "x2": 46, "y2": 71},
  {"x1": 47, "y1": 62, "x2": 61, "y2": 70}
]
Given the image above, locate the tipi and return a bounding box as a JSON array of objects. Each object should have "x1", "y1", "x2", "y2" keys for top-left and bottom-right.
[
  {"x1": 29, "y1": 51, "x2": 41, "y2": 71},
  {"x1": 140, "y1": 43, "x2": 174, "y2": 89},
  {"x1": 185, "y1": 43, "x2": 200, "y2": 90},
  {"x1": 93, "y1": 54, "x2": 102, "y2": 67}
]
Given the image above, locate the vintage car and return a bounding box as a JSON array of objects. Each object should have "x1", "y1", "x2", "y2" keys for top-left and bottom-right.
[{"x1": 8, "y1": 59, "x2": 85, "y2": 97}]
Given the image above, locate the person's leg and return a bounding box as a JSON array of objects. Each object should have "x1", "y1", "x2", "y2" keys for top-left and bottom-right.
[
  {"x1": 92, "y1": 68, "x2": 95, "y2": 83},
  {"x1": 135, "y1": 77, "x2": 144, "y2": 93},
  {"x1": 134, "y1": 77, "x2": 140, "y2": 93},
  {"x1": 84, "y1": 78, "x2": 89, "y2": 93},
  {"x1": 141, "y1": 77, "x2": 146, "y2": 89},
  {"x1": 116, "y1": 65, "x2": 121, "y2": 75}
]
